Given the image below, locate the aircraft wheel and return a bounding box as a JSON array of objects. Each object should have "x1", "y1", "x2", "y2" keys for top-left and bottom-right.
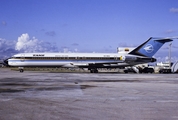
[
  {"x1": 94, "y1": 69, "x2": 98, "y2": 73},
  {"x1": 124, "y1": 70, "x2": 128, "y2": 73},
  {"x1": 90, "y1": 69, "x2": 98, "y2": 73},
  {"x1": 90, "y1": 69, "x2": 94, "y2": 73},
  {"x1": 19, "y1": 69, "x2": 24, "y2": 72}
]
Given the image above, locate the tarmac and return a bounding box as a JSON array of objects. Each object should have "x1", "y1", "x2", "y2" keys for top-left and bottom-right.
[{"x1": 0, "y1": 68, "x2": 178, "y2": 120}]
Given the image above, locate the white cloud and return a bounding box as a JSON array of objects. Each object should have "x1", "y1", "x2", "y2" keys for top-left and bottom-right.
[
  {"x1": 15, "y1": 33, "x2": 58, "y2": 52},
  {"x1": 0, "y1": 38, "x2": 17, "y2": 59},
  {"x1": 15, "y1": 33, "x2": 37, "y2": 51},
  {"x1": 0, "y1": 33, "x2": 59, "y2": 59},
  {"x1": 170, "y1": 8, "x2": 178, "y2": 13}
]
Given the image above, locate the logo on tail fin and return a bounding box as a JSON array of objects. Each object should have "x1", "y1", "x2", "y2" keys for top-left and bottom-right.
[{"x1": 143, "y1": 44, "x2": 154, "y2": 53}]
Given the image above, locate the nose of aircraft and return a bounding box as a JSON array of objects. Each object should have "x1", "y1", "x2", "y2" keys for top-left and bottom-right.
[{"x1": 3, "y1": 58, "x2": 9, "y2": 66}]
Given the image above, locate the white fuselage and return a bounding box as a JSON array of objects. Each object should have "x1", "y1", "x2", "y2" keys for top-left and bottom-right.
[{"x1": 8, "y1": 52, "x2": 141, "y2": 68}]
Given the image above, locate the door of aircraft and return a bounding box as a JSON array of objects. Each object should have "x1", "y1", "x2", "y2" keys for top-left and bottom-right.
[
  {"x1": 20, "y1": 54, "x2": 25, "y2": 62},
  {"x1": 114, "y1": 55, "x2": 118, "y2": 60}
]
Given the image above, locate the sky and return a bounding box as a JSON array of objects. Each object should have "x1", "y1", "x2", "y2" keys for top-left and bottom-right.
[{"x1": 0, "y1": 0, "x2": 178, "y2": 62}]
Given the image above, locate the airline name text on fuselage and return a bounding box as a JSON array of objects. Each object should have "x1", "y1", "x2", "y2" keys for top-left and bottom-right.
[{"x1": 33, "y1": 54, "x2": 45, "y2": 57}]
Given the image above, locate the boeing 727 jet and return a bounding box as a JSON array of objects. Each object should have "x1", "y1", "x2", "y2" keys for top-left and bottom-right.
[{"x1": 3, "y1": 37, "x2": 173, "y2": 72}]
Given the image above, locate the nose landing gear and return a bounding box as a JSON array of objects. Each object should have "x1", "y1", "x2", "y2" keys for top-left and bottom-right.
[{"x1": 19, "y1": 67, "x2": 24, "y2": 73}]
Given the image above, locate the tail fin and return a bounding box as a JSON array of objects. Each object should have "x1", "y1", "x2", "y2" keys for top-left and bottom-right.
[{"x1": 129, "y1": 37, "x2": 173, "y2": 57}]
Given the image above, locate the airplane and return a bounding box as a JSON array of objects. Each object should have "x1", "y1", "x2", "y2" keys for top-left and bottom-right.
[{"x1": 3, "y1": 37, "x2": 174, "y2": 73}]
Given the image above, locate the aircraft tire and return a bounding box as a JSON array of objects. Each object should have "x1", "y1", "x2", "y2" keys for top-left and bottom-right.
[
  {"x1": 90, "y1": 69, "x2": 98, "y2": 73},
  {"x1": 124, "y1": 70, "x2": 128, "y2": 73},
  {"x1": 19, "y1": 69, "x2": 24, "y2": 73}
]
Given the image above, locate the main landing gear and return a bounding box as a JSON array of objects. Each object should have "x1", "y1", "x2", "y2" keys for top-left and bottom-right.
[{"x1": 89, "y1": 68, "x2": 98, "y2": 73}]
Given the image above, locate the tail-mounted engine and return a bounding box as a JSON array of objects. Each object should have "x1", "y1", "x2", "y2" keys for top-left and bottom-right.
[
  {"x1": 119, "y1": 56, "x2": 137, "y2": 62},
  {"x1": 119, "y1": 56, "x2": 156, "y2": 62}
]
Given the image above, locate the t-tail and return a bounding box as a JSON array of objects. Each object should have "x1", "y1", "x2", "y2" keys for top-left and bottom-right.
[{"x1": 129, "y1": 37, "x2": 173, "y2": 57}]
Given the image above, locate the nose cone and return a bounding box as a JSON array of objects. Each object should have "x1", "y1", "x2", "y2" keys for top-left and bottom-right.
[{"x1": 3, "y1": 58, "x2": 9, "y2": 66}]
